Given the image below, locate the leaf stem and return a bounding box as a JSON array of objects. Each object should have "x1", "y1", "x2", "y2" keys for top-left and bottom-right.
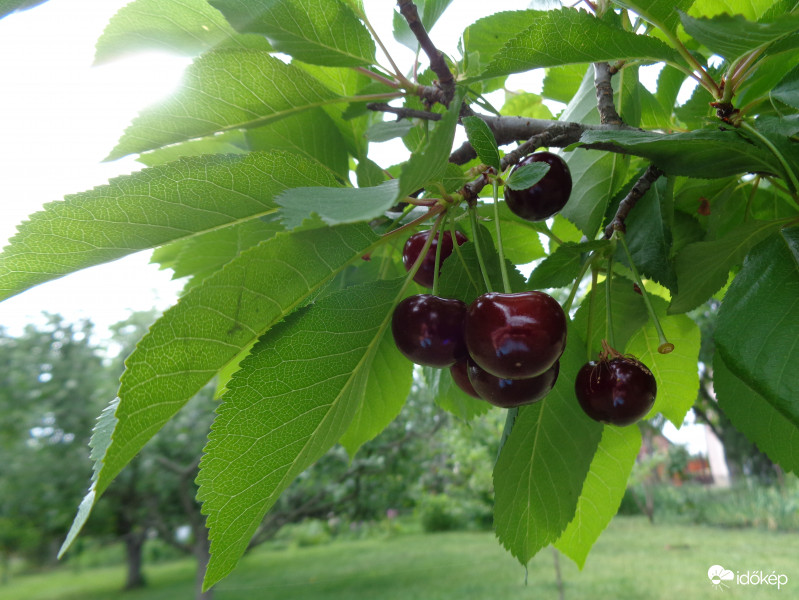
[
  {"x1": 469, "y1": 205, "x2": 493, "y2": 293},
  {"x1": 354, "y1": 66, "x2": 400, "y2": 89},
  {"x1": 617, "y1": 233, "x2": 674, "y2": 354},
  {"x1": 740, "y1": 121, "x2": 799, "y2": 193},
  {"x1": 382, "y1": 204, "x2": 446, "y2": 241},
  {"x1": 491, "y1": 180, "x2": 512, "y2": 293},
  {"x1": 356, "y1": 7, "x2": 407, "y2": 83}
]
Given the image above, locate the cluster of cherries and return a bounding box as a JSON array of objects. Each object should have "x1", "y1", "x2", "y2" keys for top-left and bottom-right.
[
  {"x1": 392, "y1": 229, "x2": 567, "y2": 408},
  {"x1": 391, "y1": 150, "x2": 657, "y2": 424}
]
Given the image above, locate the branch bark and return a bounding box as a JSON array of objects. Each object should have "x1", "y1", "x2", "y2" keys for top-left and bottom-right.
[
  {"x1": 604, "y1": 165, "x2": 664, "y2": 238},
  {"x1": 366, "y1": 102, "x2": 442, "y2": 121},
  {"x1": 593, "y1": 62, "x2": 624, "y2": 125},
  {"x1": 397, "y1": 0, "x2": 455, "y2": 107}
]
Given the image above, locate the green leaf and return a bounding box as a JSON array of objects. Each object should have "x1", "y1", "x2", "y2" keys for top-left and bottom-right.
[
  {"x1": 481, "y1": 204, "x2": 547, "y2": 266},
  {"x1": 715, "y1": 227, "x2": 799, "y2": 428},
  {"x1": 364, "y1": 120, "x2": 415, "y2": 143},
  {"x1": 542, "y1": 64, "x2": 590, "y2": 104},
  {"x1": 493, "y1": 324, "x2": 604, "y2": 565},
  {"x1": 624, "y1": 296, "x2": 700, "y2": 426},
  {"x1": 554, "y1": 424, "x2": 642, "y2": 568},
  {"x1": 613, "y1": 0, "x2": 695, "y2": 32},
  {"x1": 58, "y1": 397, "x2": 119, "y2": 557},
  {"x1": 501, "y1": 92, "x2": 554, "y2": 120},
  {"x1": 578, "y1": 129, "x2": 784, "y2": 180},
  {"x1": 679, "y1": 12, "x2": 799, "y2": 61},
  {"x1": 81, "y1": 224, "x2": 383, "y2": 548},
  {"x1": 397, "y1": 88, "x2": 464, "y2": 199},
  {"x1": 210, "y1": 0, "x2": 375, "y2": 67},
  {"x1": 669, "y1": 218, "x2": 788, "y2": 314},
  {"x1": 463, "y1": 11, "x2": 540, "y2": 72},
  {"x1": 393, "y1": 0, "x2": 454, "y2": 50},
  {"x1": 137, "y1": 131, "x2": 249, "y2": 167},
  {"x1": 429, "y1": 368, "x2": 491, "y2": 421},
  {"x1": 246, "y1": 109, "x2": 350, "y2": 179},
  {"x1": 108, "y1": 49, "x2": 338, "y2": 160},
  {"x1": 94, "y1": 0, "x2": 270, "y2": 65},
  {"x1": 505, "y1": 163, "x2": 550, "y2": 191},
  {"x1": 559, "y1": 69, "x2": 629, "y2": 237},
  {"x1": 0, "y1": 152, "x2": 336, "y2": 301},
  {"x1": 339, "y1": 329, "x2": 414, "y2": 457},
  {"x1": 572, "y1": 276, "x2": 649, "y2": 357},
  {"x1": 0, "y1": 0, "x2": 47, "y2": 20},
  {"x1": 197, "y1": 278, "x2": 403, "y2": 589},
  {"x1": 688, "y1": 0, "x2": 775, "y2": 20},
  {"x1": 483, "y1": 9, "x2": 681, "y2": 79},
  {"x1": 714, "y1": 353, "x2": 799, "y2": 475},
  {"x1": 276, "y1": 180, "x2": 400, "y2": 229},
  {"x1": 771, "y1": 65, "x2": 799, "y2": 109},
  {"x1": 527, "y1": 240, "x2": 609, "y2": 290},
  {"x1": 462, "y1": 116, "x2": 500, "y2": 171}
]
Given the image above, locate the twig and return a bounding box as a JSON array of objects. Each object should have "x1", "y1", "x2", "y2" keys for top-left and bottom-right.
[
  {"x1": 593, "y1": 62, "x2": 624, "y2": 126},
  {"x1": 604, "y1": 165, "x2": 663, "y2": 238},
  {"x1": 367, "y1": 102, "x2": 442, "y2": 121},
  {"x1": 397, "y1": 0, "x2": 455, "y2": 107}
]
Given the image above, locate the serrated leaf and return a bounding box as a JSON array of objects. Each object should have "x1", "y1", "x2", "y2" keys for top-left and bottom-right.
[
  {"x1": 554, "y1": 424, "x2": 642, "y2": 568},
  {"x1": 679, "y1": 11, "x2": 799, "y2": 61},
  {"x1": 58, "y1": 397, "x2": 119, "y2": 558},
  {"x1": 463, "y1": 10, "x2": 540, "y2": 73},
  {"x1": 613, "y1": 0, "x2": 695, "y2": 32},
  {"x1": 276, "y1": 180, "x2": 400, "y2": 229},
  {"x1": 339, "y1": 329, "x2": 414, "y2": 456},
  {"x1": 108, "y1": 49, "x2": 338, "y2": 160},
  {"x1": 579, "y1": 129, "x2": 784, "y2": 180},
  {"x1": 493, "y1": 324, "x2": 604, "y2": 565},
  {"x1": 770, "y1": 64, "x2": 799, "y2": 109},
  {"x1": 197, "y1": 278, "x2": 403, "y2": 589},
  {"x1": 94, "y1": 0, "x2": 270, "y2": 65},
  {"x1": 715, "y1": 227, "x2": 799, "y2": 428},
  {"x1": 669, "y1": 218, "x2": 788, "y2": 314},
  {"x1": 137, "y1": 131, "x2": 249, "y2": 167},
  {"x1": 0, "y1": 0, "x2": 47, "y2": 20},
  {"x1": 572, "y1": 276, "x2": 649, "y2": 356},
  {"x1": 624, "y1": 296, "x2": 700, "y2": 427},
  {"x1": 527, "y1": 240, "x2": 609, "y2": 290},
  {"x1": 66, "y1": 224, "x2": 383, "y2": 554},
  {"x1": 210, "y1": 0, "x2": 375, "y2": 67},
  {"x1": 462, "y1": 116, "x2": 501, "y2": 170},
  {"x1": 429, "y1": 367, "x2": 491, "y2": 421},
  {"x1": 714, "y1": 353, "x2": 799, "y2": 475},
  {"x1": 246, "y1": 109, "x2": 350, "y2": 179},
  {"x1": 688, "y1": 0, "x2": 774, "y2": 20},
  {"x1": 505, "y1": 163, "x2": 550, "y2": 191},
  {"x1": 397, "y1": 88, "x2": 464, "y2": 199},
  {"x1": 0, "y1": 152, "x2": 336, "y2": 301},
  {"x1": 483, "y1": 9, "x2": 681, "y2": 79}
]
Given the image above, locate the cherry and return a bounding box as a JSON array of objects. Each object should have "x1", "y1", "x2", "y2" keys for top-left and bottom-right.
[
  {"x1": 504, "y1": 152, "x2": 572, "y2": 221},
  {"x1": 402, "y1": 230, "x2": 468, "y2": 288},
  {"x1": 391, "y1": 294, "x2": 467, "y2": 368},
  {"x1": 467, "y1": 358, "x2": 559, "y2": 408},
  {"x1": 575, "y1": 356, "x2": 657, "y2": 426},
  {"x1": 464, "y1": 291, "x2": 567, "y2": 379},
  {"x1": 450, "y1": 359, "x2": 481, "y2": 399}
]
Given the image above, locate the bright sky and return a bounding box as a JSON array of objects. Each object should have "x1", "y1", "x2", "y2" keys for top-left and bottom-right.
[{"x1": 0, "y1": 0, "x2": 706, "y2": 452}]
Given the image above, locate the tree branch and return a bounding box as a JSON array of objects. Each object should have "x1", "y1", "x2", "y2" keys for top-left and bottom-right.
[
  {"x1": 366, "y1": 102, "x2": 442, "y2": 121},
  {"x1": 593, "y1": 62, "x2": 624, "y2": 126},
  {"x1": 604, "y1": 165, "x2": 663, "y2": 238},
  {"x1": 397, "y1": 0, "x2": 455, "y2": 107}
]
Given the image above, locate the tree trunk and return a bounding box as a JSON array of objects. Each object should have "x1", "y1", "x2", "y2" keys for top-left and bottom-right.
[
  {"x1": 123, "y1": 530, "x2": 147, "y2": 590},
  {"x1": 193, "y1": 525, "x2": 214, "y2": 600}
]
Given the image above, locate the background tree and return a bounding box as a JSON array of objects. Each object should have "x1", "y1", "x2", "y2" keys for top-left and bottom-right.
[{"x1": 0, "y1": 0, "x2": 797, "y2": 593}]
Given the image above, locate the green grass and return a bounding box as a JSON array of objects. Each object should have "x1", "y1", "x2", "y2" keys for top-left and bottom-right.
[{"x1": 4, "y1": 517, "x2": 798, "y2": 599}]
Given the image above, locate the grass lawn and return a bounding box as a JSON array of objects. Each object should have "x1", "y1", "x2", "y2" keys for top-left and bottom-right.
[{"x1": 3, "y1": 517, "x2": 798, "y2": 599}]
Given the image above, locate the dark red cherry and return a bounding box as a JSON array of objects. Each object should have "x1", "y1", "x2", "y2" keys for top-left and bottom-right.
[
  {"x1": 467, "y1": 358, "x2": 559, "y2": 408},
  {"x1": 402, "y1": 230, "x2": 468, "y2": 288},
  {"x1": 450, "y1": 359, "x2": 481, "y2": 399},
  {"x1": 575, "y1": 357, "x2": 657, "y2": 426},
  {"x1": 465, "y1": 291, "x2": 567, "y2": 379},
  {"x1": 504, "y1": 152, "x2": 572, "y2": 221},
  {"x1": 391, "y1": 294, "x2": 467, "y2": 368}
]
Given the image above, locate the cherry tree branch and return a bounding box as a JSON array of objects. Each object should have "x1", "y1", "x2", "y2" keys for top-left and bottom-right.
[
  {"x1": 366, "y1": 102, "x2": 442, "y2": 121},
  {"x1": 604, "y1": 165, "x2": 664, "y2": 238},
  {"x1": 593, "y1": 62, "x2": 624, "y2": 125},
  {"x1": 397, "y1": 0, "x2": 455, "y2": 107}
]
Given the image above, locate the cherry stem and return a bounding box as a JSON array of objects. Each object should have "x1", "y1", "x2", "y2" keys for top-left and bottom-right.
[
  {"x1": 401, "y1": 212, "x2": 446, "y2": 292},
  {"x1": 586, "y1": 262, "x2": 599, "y2": 361},
  {"x1": 469, "y1": 205, "x2": 493, "y2": 293},
  {"x1": 617, "y1": 233, "x2": 674, "y2": 354},
  {"x1": 382, "y1": 204, "x2": 446, "y2": 240},
  {"x1": 449, "y1": 217, "x2": 480, "y2": 293},
  {"x1": 491, "y1": 179, "x2": 512, "y2": 293},
  {"x1": 431, "y1": 211, "x2": 448, "y2": 296},
  {"x1": 563, "y1": 249, "x2": 596, "y2": 313},
  {"x1": 605, "y1": 250, "x2": 616, "y2": 349}
]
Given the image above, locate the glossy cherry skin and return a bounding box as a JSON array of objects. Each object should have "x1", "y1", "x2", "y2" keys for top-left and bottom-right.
[
  {"x1": 504, "y1": 152, "x2": 572, "y2": 221},
  {"x1": 467, "y1": 358, "x2": 559, "y2": 408},
  {"x1": 391, "y1": 294, "x2": 467, "y2": 368},
  {"x1": 450, "y1": 359, "x2": 481, "y2": 399},
  {"x1": 402, "y1": 230, "x2": 468, "y2": 288},
  {"x1": 575, "y1": 357, "x2": 657, "y2": 426},
  {"x1": 465, "y1": 291, "x2": 567, "y2": 379}
]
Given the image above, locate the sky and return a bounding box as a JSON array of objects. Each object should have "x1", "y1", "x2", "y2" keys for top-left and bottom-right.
[{"x1": 0, "y1": 0, "x2": 706, "y2": 452}]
